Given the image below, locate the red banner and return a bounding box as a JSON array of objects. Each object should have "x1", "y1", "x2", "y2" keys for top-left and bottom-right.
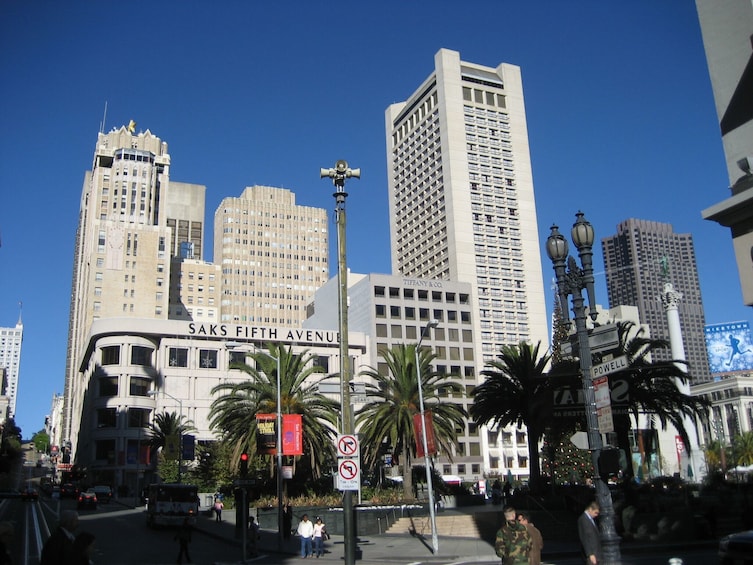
[
  {"x1": 282, "y1": 414, "x2": 303, "y2": 456},
  {"x1": 414, "y1": 411, "x2": 437, "y2": 458}
]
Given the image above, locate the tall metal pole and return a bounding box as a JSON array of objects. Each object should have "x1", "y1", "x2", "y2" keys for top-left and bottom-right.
[
  {"x1": 546, "y1": 213, "x2": 621, "y2": 564},
  {"x1": 321, "y1": 160, "x2": 360, "y2": 565},
  {"x1": 416, "y1": 320, "x2": 439, "y2": 554},
  {"x1": 227, "y1": 342, "x2": 283, "y2": 549},
  {"x1": 275, "y1": 352, "x2": 283, "y2": 551}
]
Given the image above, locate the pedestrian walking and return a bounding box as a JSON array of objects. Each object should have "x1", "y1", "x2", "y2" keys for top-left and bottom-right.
[
  {"x1": 494, "y1": 505, "x2": 531, "y2": 565},
  {"x1": 296, "y1": 514, "x2": 314, "y2": 558},
  {"x1": 283, "y1": 504, "x2": 293, "y2": 539},
  {"x1": 213, "y1": 498, "x2": 224, "y2": 522},
  {"x1": 41, "y1": 510, "x2": 79, "y2": 565},
  {"x1": 517, "y1": 512, "x2": 543, "y2": 565},
  {"x1": 174, "y1": 517, "x2": 192, "y2": 564},
  {"x1": 312, "y1": 516, "x2": 327, "y2": 558},
  {"x1": 577, "y1": 501, "x2": 603, "y2": 565},
  {"x1": 248, "y1": 516, "x2": 260, "y2": 557}
]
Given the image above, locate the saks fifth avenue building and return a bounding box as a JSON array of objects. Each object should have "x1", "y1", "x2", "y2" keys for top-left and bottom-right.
[{"x1": 68, "y1": 318, "x2": 368, "y2": 493}]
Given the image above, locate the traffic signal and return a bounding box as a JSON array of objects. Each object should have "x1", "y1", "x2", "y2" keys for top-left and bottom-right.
[{"x1": 240, "y1": 452, "x2": 249, "y2": 477}]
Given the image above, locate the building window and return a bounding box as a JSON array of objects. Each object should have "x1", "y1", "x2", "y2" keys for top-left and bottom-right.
[
  {"x1": 99, "y1": 377, "x2": 118, "y2": 397},
  {"x1": 169, "y1": 348, "x2": 189, "y2": 367},
  {"x1": 199, "y1": 349, "x2": 218, "y2": 369},
  {"x1": 128, "y1": 407, "x2": 150, "y2": 428},
  {"x1": 95, "y1": 439, "x2": 116, "y2": 463},
  {"x1": 129, "y1": 376, "x2": 151, "y2": 397},
  {"x1": 96, "y1": 408, "x2": 117, "y2": 428},
  {"x1": 131, "y1": 346, "x2": 153, "y2": 366},
  {"x1": 101, "y1": 345, "x2": 120, "y2": 366}
]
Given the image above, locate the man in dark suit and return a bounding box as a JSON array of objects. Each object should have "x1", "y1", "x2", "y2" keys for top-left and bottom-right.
[
  {"x1": 577, "y1": 501, "x2": 602, "y2": 565},
  {"x1": 41, "y1": 510, "x2": 79, "y2": 565}
]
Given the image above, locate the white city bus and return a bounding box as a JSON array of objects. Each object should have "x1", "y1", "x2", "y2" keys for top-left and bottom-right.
[{"x1": 145, "y1": 483, "x2": 199, "y2": 528}]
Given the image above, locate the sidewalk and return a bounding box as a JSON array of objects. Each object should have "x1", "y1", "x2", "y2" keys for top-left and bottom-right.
[
  {"x1": 115, "y1": 498, "x2": 717, "y2": 564},
  {"x1": 194, "y1": 508, "x2": 503, "y2": 564}
]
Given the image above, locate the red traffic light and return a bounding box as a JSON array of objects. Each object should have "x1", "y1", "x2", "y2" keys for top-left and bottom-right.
[{"x1": 240, "y1": 452, "x2": 249, "y2": 461}]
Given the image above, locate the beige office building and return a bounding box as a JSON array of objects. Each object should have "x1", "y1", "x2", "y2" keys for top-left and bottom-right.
[
  {"x1": 63, "y1": 125, "x2": 207, "y2": 446},
  {"x1": 384, "y1": 49, "x2": 550, "y2": 482},
  {"x1": 214, "y1": 186, "x2": 329, "y2": 327}
]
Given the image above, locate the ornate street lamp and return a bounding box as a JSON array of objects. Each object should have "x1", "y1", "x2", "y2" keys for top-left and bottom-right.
[{"x1": 546, "y1": 211, "x2": 621, "y2": 564}]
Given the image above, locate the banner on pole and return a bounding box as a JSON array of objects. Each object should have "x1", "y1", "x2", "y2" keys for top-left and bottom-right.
[
  {"x1": 282, "y1": 414, "x2": 303, "y2": 455},
  {"x1": 414, "y1": 411, "x2": 437, "y2": 458},
  {"x1": 256, "y1": 413, "x2": 277, "y2": 455}
]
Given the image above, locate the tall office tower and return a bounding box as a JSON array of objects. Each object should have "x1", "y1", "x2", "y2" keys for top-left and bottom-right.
[
  {"x1": 697, "y1": 0, "x2": 753, "y2": 307},
  {"x1": 602, "y1": 218, "x2": 712, "y2": 382},
  {"x1": 0, "y1": 315, "x2": 23, "y2": 418},
  {"x1": 214, "y1": 186, "x2": 329, "y2": 327},
  {"x1": 385, "y1": 48, "x2": 549, "y2": 364},
  {"x1": 63, "y1": 124, "x2": 206, "y2": 444}
]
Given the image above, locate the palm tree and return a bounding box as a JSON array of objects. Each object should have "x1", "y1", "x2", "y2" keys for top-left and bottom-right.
[
  {"x1": 548, "y1": 321, "x2": 710, "y2": 480},
  {"x1": 356, "y1": 344, "x2": 467, "y2": 500},
  {"x1": 147, "y1": 411, "x2": 196, "y2": 453},
  {"x1": 147, "y1": 411, "x2": 196, "y2": 482},
  {"x1": 470, "y1": 341, "x2": 552, "y2": 492},
  {"x1": 733, "y1": 431, "x2": 753, "y2": 467},
  {"x1": 610, "y1": 322, "x2": 709, "y2": 467},
  {"x1": 208, "y1": 343, "x2": 339, "y2": 480}
]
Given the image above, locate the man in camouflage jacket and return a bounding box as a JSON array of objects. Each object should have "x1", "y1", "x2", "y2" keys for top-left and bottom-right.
[{"x1": 494, "y1": 506, "x2": 531, "y2": 565}]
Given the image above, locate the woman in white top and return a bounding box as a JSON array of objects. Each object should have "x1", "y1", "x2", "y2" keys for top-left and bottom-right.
[{"x1": 312, "y1": 517, "x2": 326, "y2": 558}]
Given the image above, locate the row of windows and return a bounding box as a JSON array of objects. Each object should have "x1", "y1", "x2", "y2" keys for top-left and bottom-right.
[
  {"x1": 374, "y1": 287, "x2": 469, "y2": 304},
  {"x1": 375, "y1": 304, "x2": 472, "y2": 324}
]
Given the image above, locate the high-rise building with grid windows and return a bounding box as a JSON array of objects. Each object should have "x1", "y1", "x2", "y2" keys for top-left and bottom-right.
[
  {"x1": 385, "y1": 49, "x2": 549, "y2": 482},
  {"x1": 385, "y1": 48, "x2": 549, "y2": 360},
  {"x1": 602, "y1": 218, "x2": 712, "y2": 382},
  {"x1": 213, "y1": 186, "x2": 329, "y2": 327},
  {"x1": 0, "y1": 315, "x2": 23, "y2": 418}
]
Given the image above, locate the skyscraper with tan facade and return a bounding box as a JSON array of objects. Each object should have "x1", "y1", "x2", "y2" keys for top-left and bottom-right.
[
  {"x1": 63, "y1": 124, "x2": 207, "y2": 444},
  {"x1": 214, "y1": 186, "x2": 329, "y2": 327}
]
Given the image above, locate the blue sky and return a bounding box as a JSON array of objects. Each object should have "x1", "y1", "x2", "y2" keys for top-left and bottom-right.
[{"x1": 1, "y1": 1, "x2": 751, "y2": 439}]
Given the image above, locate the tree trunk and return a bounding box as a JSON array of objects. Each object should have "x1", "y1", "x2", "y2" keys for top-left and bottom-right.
[
  {"x1": 402, "y1": 445, "x2": 413, "y2": 500},
  {"x1": 527, "y1": 427, "x2": 541, "y2": 493}
]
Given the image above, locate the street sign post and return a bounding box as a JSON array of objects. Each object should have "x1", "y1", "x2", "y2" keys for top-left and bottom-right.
[
  {"x1": 591, "y1": 355, "x2": 628, "y2": 379},
  {"x1": 560, "y1": 324, "x2": 619, "y2": 357},
  {"x1": 337, "y1": 458, "x2": 360, "y2": 491}
]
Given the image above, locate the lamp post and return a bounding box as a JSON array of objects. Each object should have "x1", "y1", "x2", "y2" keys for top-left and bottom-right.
[
  {"x1": 147, "y1": 390, "x2": 183, "y2": 483},
  {"x1": 321, "y1": 159, "x2": 360, "y2": 565},
  {"x1": 415, "y1": 319, "x2": 439, "y2": 554},
  {"x1": 546, "y1": 211, "x2": 621, "y2": 564},
  {"x1": 227, "y1": 341, "x2": 284, "y2": 551}
]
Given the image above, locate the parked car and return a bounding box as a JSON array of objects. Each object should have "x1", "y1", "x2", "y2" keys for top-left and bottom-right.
[
  {"x1": 89, "y1": 485, "x2": 112, "y2": 503},
  {"x1": 77, "y1": 491, "x2": 97, "y2": 510},
  {"x1": 60, "y1": 483, "x2": 79, "y2": 498},
  {"x1": 719, "y1": 529, "x2": 753, "y2": 564},
  {"x1": 21, "y1": 487, "x2": 39, "y2": 501}
]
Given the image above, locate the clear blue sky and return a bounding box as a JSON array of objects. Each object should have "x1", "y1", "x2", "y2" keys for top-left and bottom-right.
[{"x1": 1, "y1": 1, "x2": 750, "y2": 439}]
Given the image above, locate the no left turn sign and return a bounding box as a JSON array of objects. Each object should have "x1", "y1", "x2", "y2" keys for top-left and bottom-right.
[{"x1": 337, "y1": 458, "x2": 360, "y2": 491}]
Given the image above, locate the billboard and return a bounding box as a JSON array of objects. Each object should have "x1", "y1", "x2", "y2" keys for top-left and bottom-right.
[{"x1": 705, "y1": 321, "x2": 753, "y2": 374}]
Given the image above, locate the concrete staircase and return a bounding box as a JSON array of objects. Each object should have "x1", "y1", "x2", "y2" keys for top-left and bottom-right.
[{"x1": 386, "y1": 511, "x2": 500, "y2": 539}]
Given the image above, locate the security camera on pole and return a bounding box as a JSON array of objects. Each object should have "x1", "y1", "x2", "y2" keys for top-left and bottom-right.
[{"x1": 320, "y1": 160, "x2": 360, "y2": 565}]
